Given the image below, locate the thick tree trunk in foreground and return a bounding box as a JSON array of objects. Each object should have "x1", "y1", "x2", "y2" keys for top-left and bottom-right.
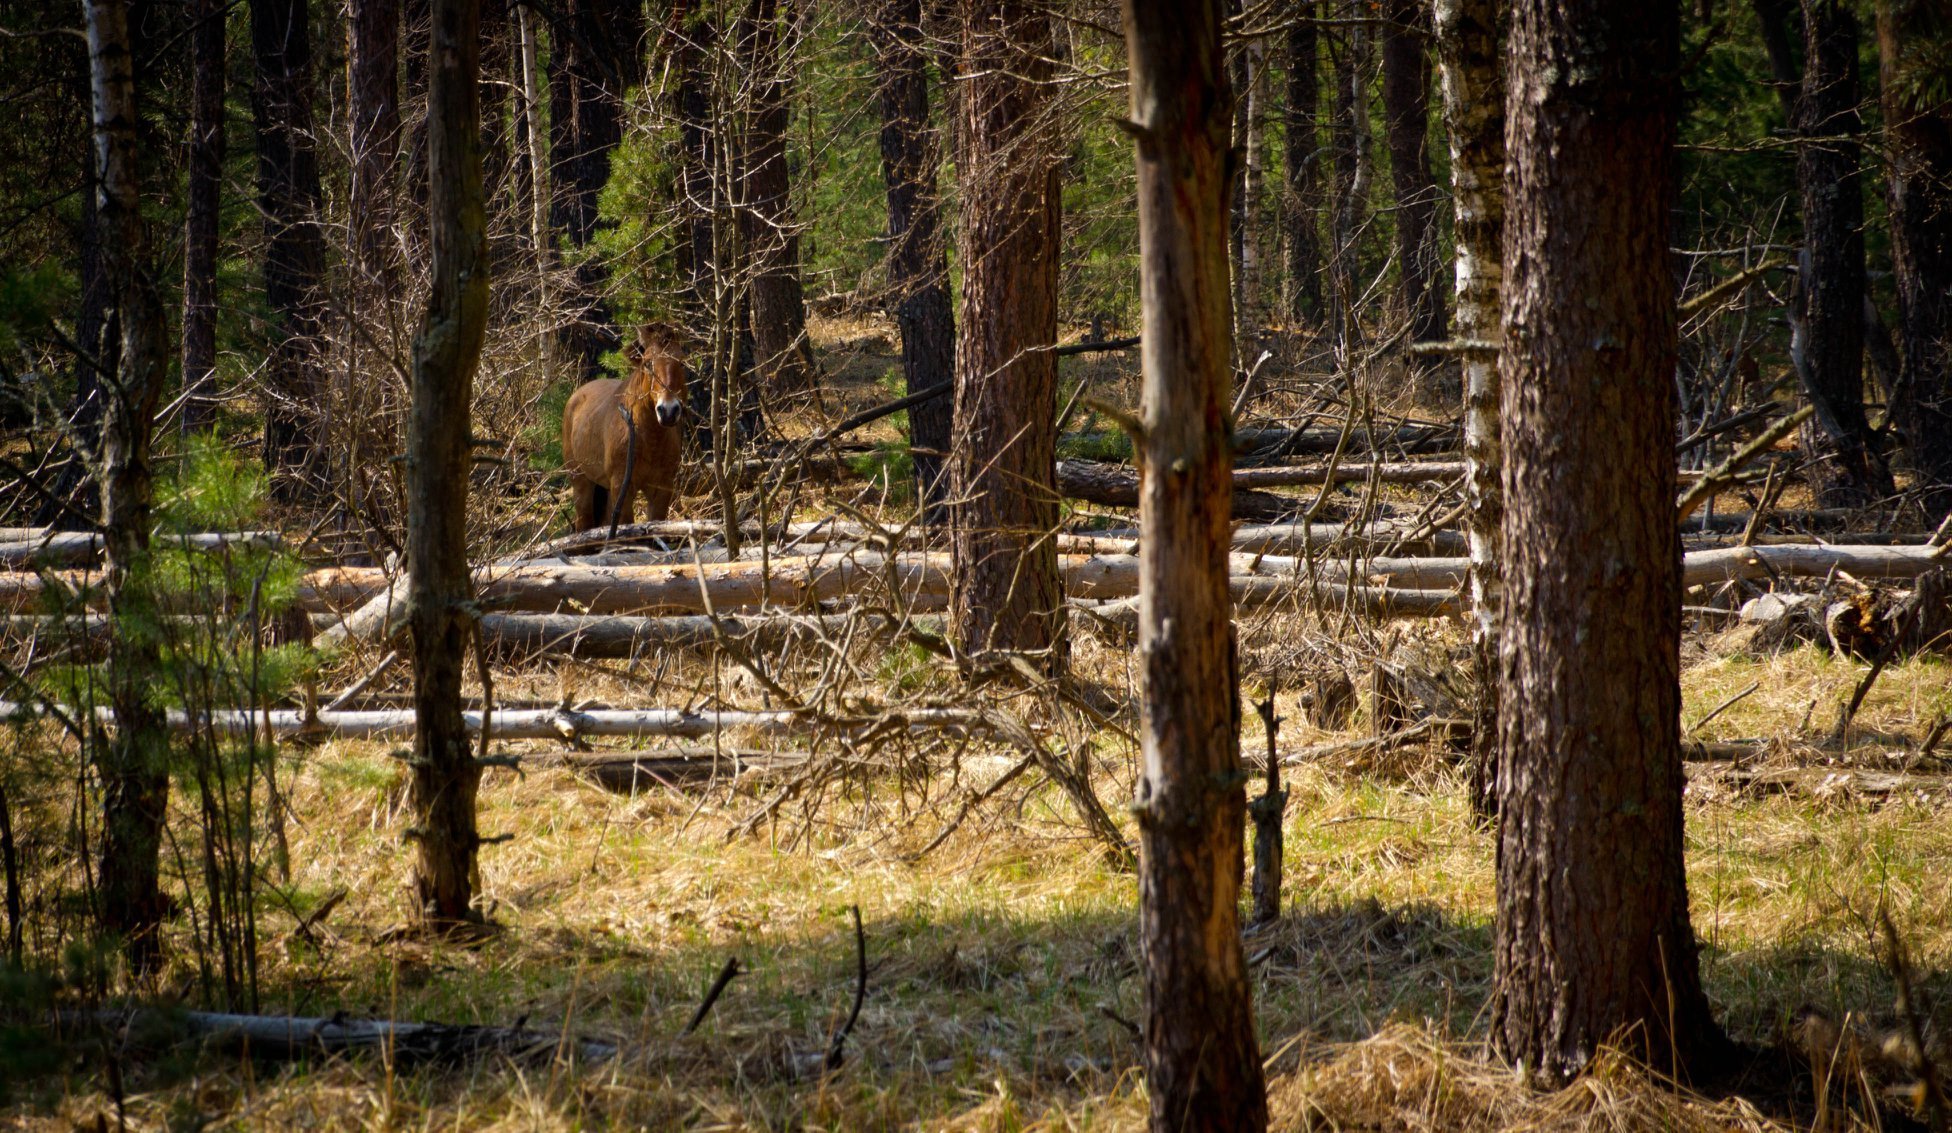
[
  {"x1": 1493, "y1": 0, "x2": 1723, "y2": 1081},
  {"x1": 549, "y1": 0, "x2": 643, "y2": 377},
  {"x1": 1793, "y1": 0, "x2": 1893, "y2": 506},
  {"x1": 87, "y1": 0, "x2": 172, "y2": 971},
  {"x1": 1432, "y1": 0, "x2": 1503, "y2": 817},
  {"x1": 1878, "y1": 3, "x2": 1952, "y2": 515},
  {"x1": 349, "y1": 0, "x2": 403, "y2": 286},
  {"x1": 951, "y1": 0, "x2": 1066, "y2": 667},
  {"x1": 740, "y1": 0, "x2": 815, "y2": 394},
  {"x1": 873, "y1": 0, "x2": 956, "y2": 515},
  {"x1": 1381, "y1": 0, "x2": 1446, "y2": 351},
  {"x1": 180, "y1": 0, "x2": 224, "y2": 433},
  {"x1": 1285, "y1": 10, "x2": 1324, "y2": 325},
  {"x1": 409, "y1": 0, "x2": 490, "y2": 926},
  {"x1": 1123, "y1": 2, "x2": 1269, "y2": 1129},
  {"x1": 250, "y1": 0, "x2": 327, "y2": 495}
]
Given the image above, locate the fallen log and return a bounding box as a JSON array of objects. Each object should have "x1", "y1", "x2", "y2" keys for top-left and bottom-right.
[
  {"x1": 0, "y1": 566, "x2": 381, "y2": 615},
  {"x1": 0, "y1": 700, "x2": 992, "y2": 741},
  {"x1": 1229, "y1": 521, "x2": 1470, "y2": 556},
  {"x1": 1681, "y1": 543, "x2": 1950, "y2": 588},
  {"x1": 479, "y1": 610, "x2": 949, "y2": 656},
  {"x1": 1058, "y1": 461, "x2": 1298, "y2": 519},
  {"x1": 0, "y1": 530, "x2": 282, "y2": 569},
  {"x1": 73, "y1": 1008, "x2": 616, "y2": 1064},
  {"x1": 1229, "y1": 461, "x2": 1469, "y2": 489}
]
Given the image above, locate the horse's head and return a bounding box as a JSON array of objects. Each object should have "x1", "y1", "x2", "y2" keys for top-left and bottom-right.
[{"x1": 627, "y1": 322, "x2": 688, "y2": 428}]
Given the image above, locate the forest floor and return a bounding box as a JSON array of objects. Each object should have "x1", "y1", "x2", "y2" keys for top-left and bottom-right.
[{"x1": 7, "y1": 323, "x2": 1952, "y2": 1130}]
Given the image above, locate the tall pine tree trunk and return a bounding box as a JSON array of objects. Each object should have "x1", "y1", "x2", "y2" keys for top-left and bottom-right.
[
  {"x1": 1877, "y1": 2, "x2": 1952, "y2": 515},
  {"x1": 1284, "y1": 9, "x2": 1324, "y2": 326},
  {"x1": 1433, "y1": 0, "x2": 1503, "y2": 817},
  {"x1": 1793, "y1": 0, "x2": 1893, "y2": 505},
  {"x1": 251, "y1": 0, "x2": 327, "y2": 495},
  {"x1": 548, "y1": 0, "x2": 643, "y2": 378},
  {"x1": 1123, "y1": 2, "x2": 1269, "y2": 1128},
  {"x1": 180, "y1": 0, "x2": 224, "y2": 434},
  {"x1": 739, "y1": 0, "x2": 814, "y2": 394},
  {"x1": 1381, "y1": 0, "x2": 1445, "y2": 350},
  {"x1": 951, "y1": 0, "x2": 1065, "y2": 668},
  {"x1": 873, "y1": 0, "x2": 956, "y2": 516},
  {"x1": 87, "y1": 0, "x2": 172, "y2": 971},
  {"x1": 1493, "y1": 0, "x2": 1723, "y2": 1080},
  {"x1": 349, "y1": 0, "x2": 401, "y2": 286},
  {"x1": 408, "y1": 0, "x2": 490, "y2": 926},
  {"x1": 1326, "y1": 4, "x2": 1371, "y2": 354}
]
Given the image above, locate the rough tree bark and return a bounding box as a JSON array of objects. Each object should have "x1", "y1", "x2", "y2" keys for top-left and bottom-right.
[
  {"x1": 180, "y1": 0, "x2": 224, "y2": 434},
  {"x1": 1432, "y1": 0, "x2": 1503, "y2": 817},
  {"x1": 548, "y1": 0, "x2": 644, "y2": 377},
  {"x1": 1793, "y1": 0, "x2": 1894, "y2": 505},
  {"x1": 873, "y1": 0, "x2": 956, "y2": 515},
  {"x1": 1493, "y1": 0, "x2": 1724, "y2": 1081},
  {"x1": 1285, "y1": 7, "x2": 1325, "y2": 325},
  {"x1": 1122, "y1": 2, "x2": 1269, "y2": 1127},
  {"x1": 951, "y1": 0, "x2": 1066, "y2": 667},
  {"x1": 250, "y1": 0, "x2": 327, "y2": 494},
  {"x1": 739, "y1": 0, "x2": 815, "y2": 394},
  {"x1": 1381, "y1": 0, "x2": 1446, "y2": 352},
  {"x1": 1877, "y1": 1, "x2": 1952, "y2": 515},
  {"x1": 349, "y1": 0, "x2": 402, "y2": 286},
  {"x1": 87, "y1": 0, "x2": 172, "y2": 971},
  {"x1": 1326, "y1": 2, "x2": 1371, "y2": 352},
  {"x1": 408, "y1": 0, "x2": 490, "y2": 925}
]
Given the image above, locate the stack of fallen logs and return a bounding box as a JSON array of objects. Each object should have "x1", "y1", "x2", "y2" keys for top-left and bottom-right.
[{"x1": 4, "y1": 516, "x2": 1947, "y2": 665}]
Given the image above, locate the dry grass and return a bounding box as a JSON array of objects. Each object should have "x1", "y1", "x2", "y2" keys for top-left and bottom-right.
[
  {"x1": 10, "y1": 619, "x2": 1952, "y2": 1129},
  {"x1": 9, "y1": 331, "x2": 1950, "y2": 1130}
]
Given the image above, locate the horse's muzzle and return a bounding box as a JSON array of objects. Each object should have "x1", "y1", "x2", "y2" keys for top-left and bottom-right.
[{"x1": 655, "y1": 400, "x2": 683, "y2": 428}]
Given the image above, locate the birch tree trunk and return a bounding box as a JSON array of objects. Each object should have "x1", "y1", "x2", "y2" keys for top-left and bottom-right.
[
  {"x1": 1432, "y1": 0, "x2": 1504, "y2": 816},
  {"x1": 951, "y1": 0, "x2": 1066, "y2": 668},
  {"x1": 1493, "y1": 0, "x2": 1724, "y2": 1080},
  {"x1": 1123, "y1": 1, "x2": 1268, "y2": 1127},
  {"x1": 408, "y1": 0, "x2": 490, "y2": 925},
  {"x1": 87, "y1": 0, "x2": 172, "y2": 970}
]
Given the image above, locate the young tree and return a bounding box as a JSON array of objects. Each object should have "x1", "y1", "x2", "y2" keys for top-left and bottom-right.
[
  {"x1": 407, "y1": 0, "x2": 490, "y2": 926},
  {"x1": 950, "y1": 0, "x2": 1066, "y2": 667},
  {"x1": 873, "y1": 0, "x2": 956, "y2": 513},
  {"x1": 250, "y1": 0, "x2": 327, "y2": 494},
  {"x1": 1493, "y1": 0, "x2": 1724, "y2": 1080},
  {"x1": 1284, "y1": 6, "x2": 1325, "y2": 325},
  {"x1": 1793, "y1": 0, "x2": 1894, "y2": 505},
  {"x1": 180, "y1": 0, "x2": 224, "y2": 433},
  {"x1": 1877, "y1": 1, "x2": 1952, "y2": 514},
  {"x1": 739, "y1": 0, "x2": 815, "y2": 394},
  {"x1": 1231, "y1": 34, "x2": 1266, "y2": 328},
  {"x1": 87, "y1": 0, "x2": 172, "y2": 971},
  {"x1": 1122, "y1": 2, "x2": 1269, "y2": 1127},
  {"x1": 1432, "y1": 0, "x2": 1503, "y2": 815},
  {"x1": 349, "y1": 0, "x2": 403, "y2": 285},
  {"x1": 1381, "y1": 0, "x2": 1445, "y2": 351}
]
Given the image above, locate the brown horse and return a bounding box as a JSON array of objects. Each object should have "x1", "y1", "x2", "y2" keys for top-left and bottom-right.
[{"x1": 561, "y1": 323, "x2": 688, "y2": 533}]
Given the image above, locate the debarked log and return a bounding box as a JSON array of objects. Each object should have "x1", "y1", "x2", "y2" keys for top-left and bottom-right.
[
  {"x1": 0, "y1": 700, "x2": 992, "y2": 741},
  {"x1": 0, "y1": 530, "x2": 283, "y2": 569}
]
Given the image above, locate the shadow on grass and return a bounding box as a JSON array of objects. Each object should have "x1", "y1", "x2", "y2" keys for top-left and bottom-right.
[{"x1": 6, "y1": 891, "x2": 1941, "y2": 1129}]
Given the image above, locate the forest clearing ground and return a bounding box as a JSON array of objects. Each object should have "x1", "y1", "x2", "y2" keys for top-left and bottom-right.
[{"x1": 10, "y1": 633, "x2": 1952, "y2": 1130}]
